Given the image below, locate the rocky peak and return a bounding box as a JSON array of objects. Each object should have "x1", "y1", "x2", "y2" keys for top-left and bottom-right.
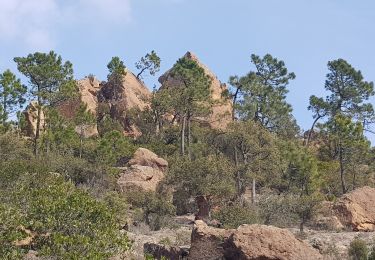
[
  {"x1": 159, "y1": 51, "x2": 233, "y2": 129},
  {"x1": 98, "y1": 71, "x2": 151, "y2": 137}
]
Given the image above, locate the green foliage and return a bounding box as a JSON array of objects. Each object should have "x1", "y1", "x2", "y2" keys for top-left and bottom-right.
[
  {"x1": 167, "y1": 155, "x2": 236, "y2": 214},
  {"x1": 0, "y1": 172, "x2": 130, "y2": 259},
  {"x1": 160, "y1": 56, "x2": 212, "y2": 155},
  {"x1": 97, "y1": 130, "x2": 136, "y2": 165},
  {"x1": 230, "y1": 53, "x2": 298, "y2": 137},
  {"x1": 279, "y1": 141, "x2": 320, "y2": 194},
  {"x1": 258, "y1": 192, "x2": 299, "y2": 227},
  {"x1": 14, "y1": 51, "x2": 75, "y2": 106},
  {"x1": 136, "y1": 50, "x2": 161, "y2": 79},
  {"x1": 212, "y1": 204, "x2": 261, "y2": 229},
  {"x1": 125, "y1": 190, "x2": 175, "y2": 230},
  {"x1": 0, "y1": 69, "x2": 27, "y2": 125},
  {"x1": 348, "y1": 238, "x2": 368, "y2": 260},
  {"x1": 216, "y1": 121, "x2": 280, "y2": 197},
  {"x1": 107, "y1": 56, "x2": 126, "y2": 81}
]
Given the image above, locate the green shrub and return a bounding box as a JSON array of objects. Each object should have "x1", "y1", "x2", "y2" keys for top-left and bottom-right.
[
  {"x1": 0, "y1": 172, "x2": 130, "y2": 259},
  {"x1": 348, "y1": 238, "x2": 368, "y2": 260},
  {"x1": 212, "y1": 204, "x2": 261, "y2": 228},
  {"x1": 368, "y1": 245, "x2": 375, "y2": 260}
]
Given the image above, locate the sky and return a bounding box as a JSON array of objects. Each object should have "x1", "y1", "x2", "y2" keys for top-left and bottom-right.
[{"x1": 1, "y1": 0, "x2": 375, "y2": 141}]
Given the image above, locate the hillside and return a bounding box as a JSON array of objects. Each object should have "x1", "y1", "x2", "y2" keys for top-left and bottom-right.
[{"x1": 1, "y1": 50, "x2": 375, "y2": 260}]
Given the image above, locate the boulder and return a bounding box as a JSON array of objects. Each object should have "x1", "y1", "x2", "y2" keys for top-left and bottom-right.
[
  {"x1": 129, "y1": 147, "x2": 168, "y2": 171},
  {"x1": 189, "y1": 221, "x2": 323, "y2": 260},
  {"x1": 223, "y1": 225, "x2": 323, "y2": 260},
  {"x1": 189, "y1": 220, "x2": 232, "y2": 260},
  {"x1": 159, "y1": 52, "x2": 233, "y2": 130},
  {"x1": 117, "y1": 148, "x2": 167, "y2": 192},
  {"x1": 99, "y1": 71, "x2": 151, "y2": 137},
  {"x1": 333, "y1": 186, "x2": 375, "y2": 231}
]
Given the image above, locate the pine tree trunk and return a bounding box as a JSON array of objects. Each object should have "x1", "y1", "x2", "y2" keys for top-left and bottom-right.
[
  {"x1": 34, "y1": 100, "x2": 41, "y2": 156},
  {"x1": 339, "y1": 141, "x2": 347, "y2": 194},
  {"x1": 181, "y1": 115, "x2": 186, "y2": 156},
  {"x1": 2, "y1": 96, "x2": 7, "y2": 125},
  {"x1": 305, "y1": 115, "x2": 321, "y2": 146},
  {"x1": 251, "y1": 178, "x2": 256, "y2": 204},
  {"x1": 187, "y1": 115, "x2": 192, "y2": 160},
  {"x1": 79, "y1": 126, "x2": 83, "y2": 159}
]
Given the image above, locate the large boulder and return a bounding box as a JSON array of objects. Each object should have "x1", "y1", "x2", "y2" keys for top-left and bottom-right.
[
  {"x1": 223, "y1": 225, "x2": 323, "y2": 260},
  {"x1": 99, "y1": 71, "x2": 151, "y2": 137},
  {"x1": 189, "y1": 221, "x2": 323, "y2": 260},
  {"x1": 129, "y1": 147, "x2": 168, "y2": 171},
  {"x1": 159, "y1": 52, "x2": 233, "y2": 130},
  {"x1": 333, "y1": 186, "x2": 375, "y2": 231},
  {"x1": 117, "y1": 148, "x2": 167, "y2": 192}
]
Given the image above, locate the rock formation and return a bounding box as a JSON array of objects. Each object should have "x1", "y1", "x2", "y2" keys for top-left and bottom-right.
[
  {"x1": 57, "y1": 76, "x2": 101, "y2": 137},
  {"x1": 22, "y1": 53, "x2": 233, "y2": 139},
  {"x1": 223, "y1": 225, "x2": 323, "y2": 260},
  {"x1": 23, "y1": 101, "x2": 45, "y2": 137},
  {"x1": 159, "y1": 52, "x2": 233, "y2": 130},
  {"x1": 117, "y1": 148, "x2": 168, "y2": 192},
  {"x1": 99, "y1": 71, "x2": 151, "y2": 137},
  {"x1": 189, "y1": 220, "x2": 323, "y2": 260},
  {"x1": 312, "y1": 201, "x2": 344, "y2": 231},
  {"x1": 333, "y1": 186, "x2": 375, "y2": 231}
]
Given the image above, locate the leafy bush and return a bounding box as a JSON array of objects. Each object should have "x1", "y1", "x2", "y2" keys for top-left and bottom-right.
[
  {"x1": 0, "y1": 171, "x2": 130, "y2": 259},
  {"x1": 212, "y1": 204, "x2": 261, "y2": 228},
  {"x1": 348, "y1": 238, "x2": 368, "y2": 260},
  {"x1": 166, "y1": 155, "x2": 236, "y2": 215},
  {"x1": 125, "y1": 190, "x2": 176, "y2": 231}
]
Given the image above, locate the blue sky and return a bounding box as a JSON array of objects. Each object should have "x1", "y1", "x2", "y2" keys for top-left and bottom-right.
[{"x1": 1, "y1": 0, "x2": 375, "y2": 141}]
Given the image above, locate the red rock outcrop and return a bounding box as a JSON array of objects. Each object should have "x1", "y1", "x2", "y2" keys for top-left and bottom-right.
[
  {"x1": 159, "y1": 52, "x2": 233, "y2": 130},
  {"x1": 117, "y1": 148, "x2": 167, "y2": 192},
  {"x1": 333, "y1": 186, "x2": 375, "y2": 231},
  {"x1": 99, "y1": 71, "x2": 151, "y2": 137},
  {"x1": 57, "y1": 76, "x2": 101, "y2": 137},
  {"x1": 189, "y1": 220, "x2": 323, "y2": 260}
]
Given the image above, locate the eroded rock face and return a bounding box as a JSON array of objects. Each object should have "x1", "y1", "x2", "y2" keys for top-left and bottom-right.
[
  {"x1": 23, "y1": 101, "x2": 45, "y2": 138},
  {"x1": 57, "y1": 77, "x2": 101, "y2": 137},
  {"x1": 99, "y1": 71, "x2": 151, "y2": 137},
  {"x1": 333, "y1": 186, "x2": 375, "y2": 231},
  {"x1": 189, "y1": 221, "x2": 323, "y2": 260},
  {"x1": 159, "y1": 52, "x2": 233, "y2": 130},
  {"x1": 117, "y1": 148, "x2": 167, "y2": 192}
]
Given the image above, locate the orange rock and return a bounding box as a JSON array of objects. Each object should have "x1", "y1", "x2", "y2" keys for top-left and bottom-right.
[
  {"x1": 159, "y1": 51, "x2": 233, "y2": 130},
  {"x1": 334, "y1": 186, "x2": 375, "y2": 231}
]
